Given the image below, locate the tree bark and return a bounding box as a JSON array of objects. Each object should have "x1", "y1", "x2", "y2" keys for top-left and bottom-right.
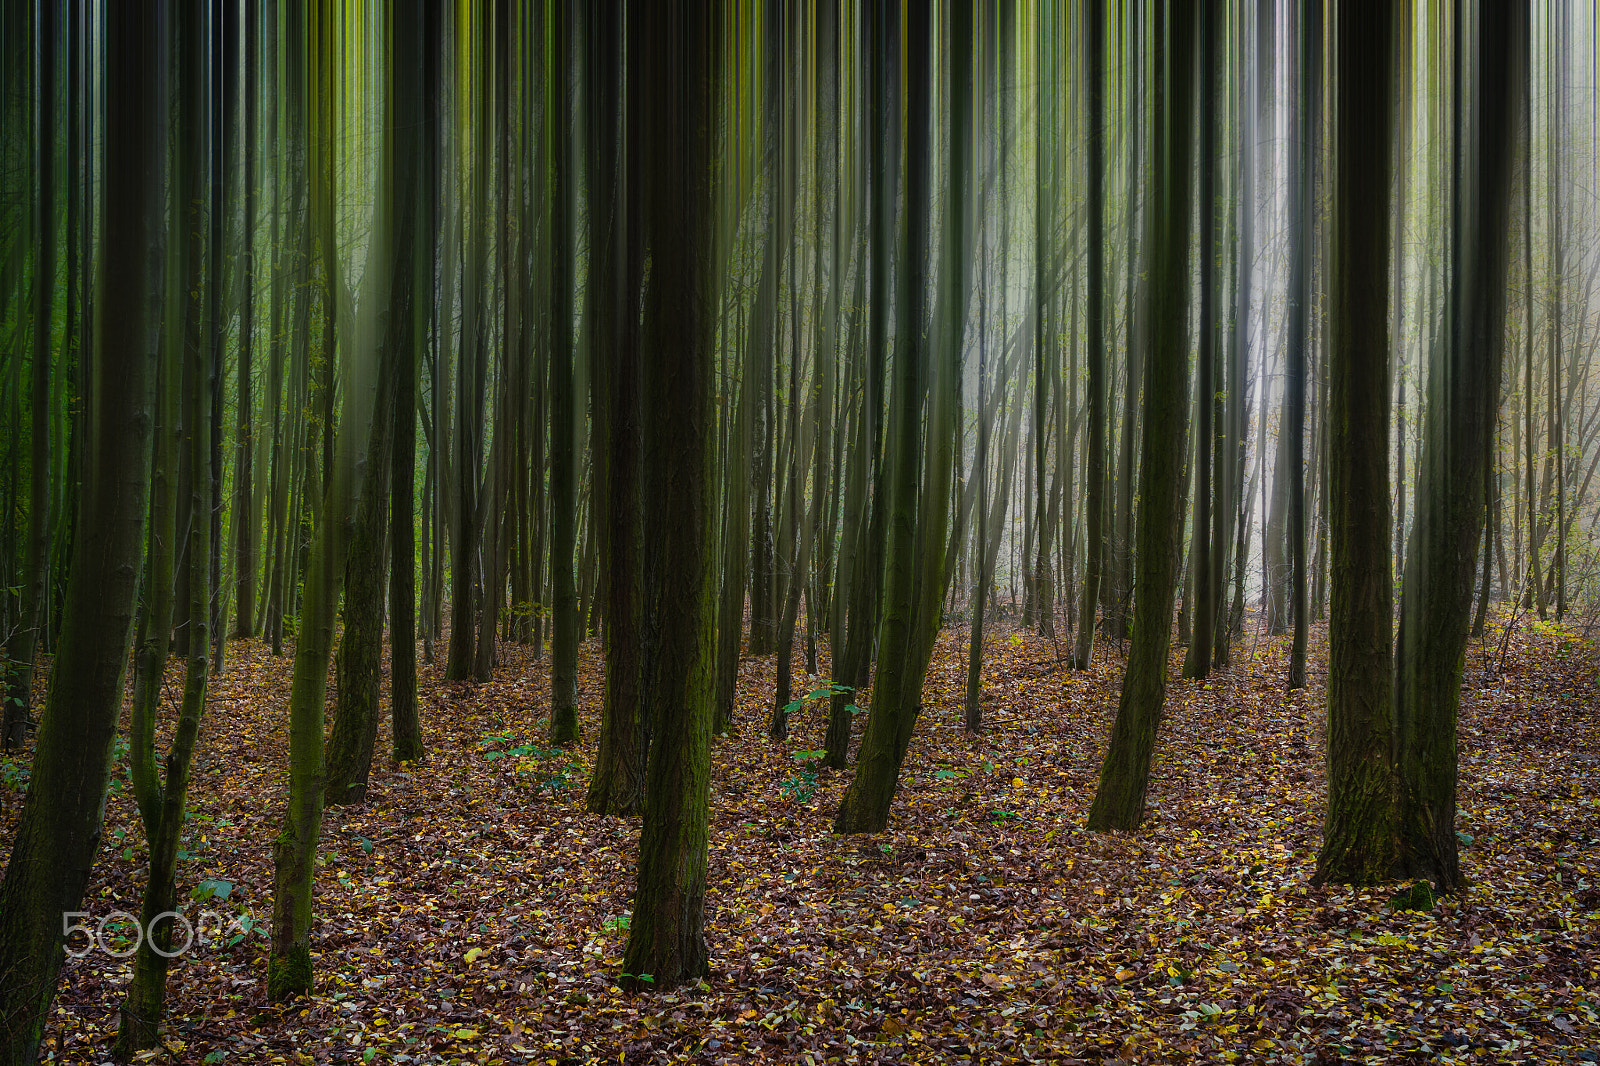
[
  {"x1": 1392, "y1": 0, "x2": 1525, "y2": 894},
  {"x1": 1314, "y1": 0, "x2": 1398, "y2": 887},
  {"x1": 1086, "y1": 0, "x2": 1195, "y2": 834},
  {"x1": 0, "y1": 2, "x2": 161, "y2": 1051},
  {"x1": 620, "y1": 0, "x2": 719, "y2": 990}
]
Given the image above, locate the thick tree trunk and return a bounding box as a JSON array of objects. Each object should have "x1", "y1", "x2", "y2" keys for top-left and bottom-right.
[
  {"x1": 1314, "y1": 0, "x2": 1398, "y2": 887},
  {"x1": 0, "y1": 3, "x2": 160, "y2": 1052},
  {"x1": 1393, "y1": 0, "x2": 1525, "y2": 894},
  {"x1": 621, "y1": 0, "x2": 718, "y2": 990}
]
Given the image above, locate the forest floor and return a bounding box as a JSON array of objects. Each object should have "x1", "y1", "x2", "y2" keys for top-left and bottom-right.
[{"x1": 3, "y1": 607, "x2": 1599, "y2": 1065}]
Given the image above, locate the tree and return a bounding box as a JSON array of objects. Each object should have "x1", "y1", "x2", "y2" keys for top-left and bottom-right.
[
  {"x1": 0, "y1": 0, "x2": 162, "y2": 1051},
  {"x1": 1085, "y1": 0, "x2": 1195, "y2": 834},
  {"x1": 1284, "y1": 0, "x2": 1320, "y2": 690},
  {"x1": 118, "y1": 94, "x2": 214, "y2": 1047},
  {"x1": 3, "y1": 0, "x2": 55, "y2": 751},
  {"x1": 1393, "y1": 0, "x2": 1527, "y2": 894},
  {"x1": 267, "y1": 0, "x2": 384, "y2": 998},
  {"x1": 584, "y1": 0, "x2": 648, "y2": 813},
  {"x1": 833, "y1": 0, "x2": 965, "y2": 836},
  {"x1": 1072, "y1": 0, "x2": 1108, "y2": 674},
  {"x1": 1313, "y1": 0, "x2": 1398, "y2": 887},
  {"x1": 547, "y1": 0, "x2": 581, "y2": 747},
  {"x1": 390, "y1": 0, "x2": 437, "y2": 766},
  {"x1": 1182, "y1": 0, "x2": 1218, "y2": 681},
  {"x1": 232, "y1": 0, "x2": 260, "y2": 644},
  {"x1": 619, "y1": 0, "x2": 720, "y2": 991}
]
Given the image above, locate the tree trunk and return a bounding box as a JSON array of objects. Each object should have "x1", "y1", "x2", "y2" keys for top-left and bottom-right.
[
  {"x1": 1393, "y1": 0, "x2": 1525, "y2": 894},
  {"x1": 1086, "y1": 0, "x2": 1195, "y2": 834},
  {"x1": 0, "y1": 2, "x2": 160, "y2": 1050},
  {"x1": 548, "y1": 0, "x2": 580, "y2": 746},
  {"x1": 585, "y1": 0, "x2": 647, "y2": 813},
  {"x1": 1071, "y1": 0, "x2": 1107, "y2": 674},
  {"x1": 833, "y1": 0, "x2": 961, "y2": 836},
  {"x1": 620, "y1": 0, "x2": 718, "y2": 990},
  {"x1": 1183, "y1": 0, "x2": 1218, "y2": 681},
  {"x1": 1313, "y1": 0, "x2": 1398, "y2": 887},
  {"x1": 4, "y1": 0, "x2": 55, "y2": 749},
  {"x1": 118, "y1": 136, "x2": 214, "y2": 1051}
]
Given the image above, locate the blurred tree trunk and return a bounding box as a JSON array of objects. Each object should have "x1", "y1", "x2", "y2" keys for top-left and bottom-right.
[
  {"x1": 621, "y1": 0, "x2": 719, "y2": 991},
  {"x1": 1072, "y1": 0, "x2": 1108, "y2": 673},
  {"x1": 1086, "y1": 0, "x2": 1195, "y2": 834},
  {"x1": 4, "y1": 0, "x2": 55, "y2": 748},
  {"x1": 1393, "y1": 0, "x2": 1525, "y2": 895},
  {"x1": 0, "y1": 1, "x2": 161, "y2": 1051}
]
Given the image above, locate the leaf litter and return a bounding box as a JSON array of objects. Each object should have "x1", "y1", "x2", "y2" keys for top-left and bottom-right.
[{"x1": 5, "y1": 608, "x2": 1597, "y2": 1064}]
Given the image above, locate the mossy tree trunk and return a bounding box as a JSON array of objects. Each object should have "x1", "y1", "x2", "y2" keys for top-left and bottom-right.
[
  {"x1": 0, "y1": 2, "x2": 161, "y2": 1052},
  {"x1": 834, "y1": 0, "x2": 964, "y2": 835},
  {"x1": 620, "y1": 0, "x2": 718, "y2": 990},
  {"x1": 1393, "y1": 0, "x2": 1525, "y2": 895},
  {"x1": 1085, "y1": 0, "x2": 1195, "y2": 835}
]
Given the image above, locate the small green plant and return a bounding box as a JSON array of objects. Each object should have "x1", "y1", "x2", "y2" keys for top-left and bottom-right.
[
  {"x1": 777, "y1": 682, "x2": 859, "y2": 722},
  {"x1": 479, "y1": 732, "x2": 582, "y2": 798},
  {"x1": 0, "y1": 756, "x2": 29, "y2": 794},
  {"x1": 601, "y1": 912, "x2": 631, "y2": 935},
  {"x1": 779, "y1": 749, "x2": 827, "y2": 804}
]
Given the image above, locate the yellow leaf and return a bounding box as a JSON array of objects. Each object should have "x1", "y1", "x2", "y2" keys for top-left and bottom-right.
[
  {"x1": 464, "y1": 947, "x2": 485, "y2": 964},
  {"x1": 1115, "y1": 968, "x2": 1137, "y2": 982},
  {"x1": 452, "y1": 1028, "x2": 478, "y2": 1040},
  {"x1": 1012, "y1": 777, "x2": 1025, "y2": 789}
]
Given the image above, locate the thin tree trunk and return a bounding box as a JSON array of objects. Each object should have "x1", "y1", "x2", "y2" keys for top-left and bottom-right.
[
  {"x1": 1086, "y1": 0, "x2": 1195, "y2": 834},
  {"x1": 548, "y1": 0, "x2": 579, "y2": 745}
]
